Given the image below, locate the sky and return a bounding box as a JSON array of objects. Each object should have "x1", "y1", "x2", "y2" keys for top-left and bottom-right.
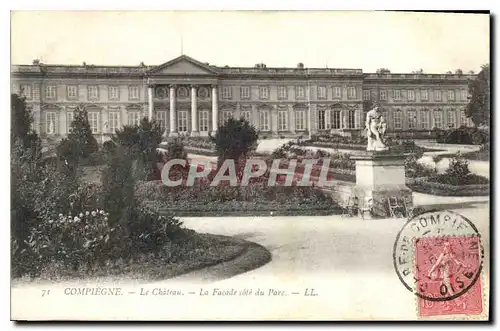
[{"x1": 11, "y1": 11, "x2": 490, "y2": 73}]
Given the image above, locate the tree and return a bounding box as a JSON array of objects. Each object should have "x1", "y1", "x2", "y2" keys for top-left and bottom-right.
[
  {"x1": 11, "y1": 93, "x2": 41, "y2": 151},
  {"x1": 455, "y1": 69, "x2": 463, "y2": 75},
  {"x1": 112, "y1": 117, "x2": 163, "y2": 180},
  {"x1": 376, "y1": 68, "x2": 391, "y2": 74},
  {"x1": 66, "y1": 104, "x2": 99, "y2": 159},
  {"x1": 210, "y1": 117, "x2": 258, "y2": 166},
  {"x1": 466, "y1": 64, "x2": 490, "y2": 126}
]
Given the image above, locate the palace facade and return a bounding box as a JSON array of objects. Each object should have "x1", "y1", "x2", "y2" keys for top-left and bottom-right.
[{"x1": 11, "y1": 55, "x2": 475, "y2": 142}]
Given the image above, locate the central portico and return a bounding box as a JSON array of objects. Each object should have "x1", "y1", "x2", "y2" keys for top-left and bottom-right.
[{"x1": 146, "y1": 56, "x2": 220, "y2": 137}]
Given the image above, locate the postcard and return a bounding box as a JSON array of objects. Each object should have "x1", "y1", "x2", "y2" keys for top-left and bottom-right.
[{"x1": 10, "y1": 10, "x2": 490, "y2": 321}]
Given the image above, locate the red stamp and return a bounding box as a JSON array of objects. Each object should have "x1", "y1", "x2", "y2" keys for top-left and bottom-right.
[{"x1": 415, "y1": 235, "x2": 483, "y2": 316}]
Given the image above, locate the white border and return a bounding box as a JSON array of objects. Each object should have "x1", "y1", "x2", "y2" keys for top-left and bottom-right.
[{"x1": 2, "y1": 1, "x2": 497, "y2": 329}]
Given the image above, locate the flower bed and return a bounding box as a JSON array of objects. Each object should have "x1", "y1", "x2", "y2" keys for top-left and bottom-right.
[{"x1": 135, "y1": 178, "x2": 341, "y2": 216}]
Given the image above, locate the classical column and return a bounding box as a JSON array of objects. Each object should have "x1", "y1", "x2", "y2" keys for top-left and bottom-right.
[
  {"x1": 169, "y1": 85, "x2": 178, "y2": 137},
  {"x1": 342, "y1": 109, "x2": 347, "y2": 129},
  {"x1": 211, "y1": 85, "x2": 218, "y2": 135},
  {"x1": 147, "y1": 85, "x2": 154, "y2": 121},
  {"x1": 190, "y1": 85, "x2": 199, "y2": 136}
]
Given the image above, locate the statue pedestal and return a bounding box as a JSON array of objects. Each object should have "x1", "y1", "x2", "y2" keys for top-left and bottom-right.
[{"x1": 351, "y1": 151, "x2": 413, "y2": 218}]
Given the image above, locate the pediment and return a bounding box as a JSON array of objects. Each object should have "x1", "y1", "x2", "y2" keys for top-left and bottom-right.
[{"x1": 149, "y1": 55, "x2": 218, "y2": 76}]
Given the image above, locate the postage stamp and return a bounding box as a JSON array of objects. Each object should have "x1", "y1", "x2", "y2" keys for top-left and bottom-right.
[
  {"x1": 415, "y1": 236, "x2": 483, "y2": 316},
  {"x1": 393, "y1": 210, "x2": 484, "y2": 318}
]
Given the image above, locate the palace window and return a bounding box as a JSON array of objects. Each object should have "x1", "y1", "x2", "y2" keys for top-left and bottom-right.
[
  {"x1": 109, "y1": 86, "x2": 120, "y2": 100},
  {"x1": 382, "y1": 111, "x2": 389, "y2": 127},
  {"x1": 407, "y1": 109, "x2": 417, "y2": 129},
  {"x1": 460, "y1": 111, "x2": 468, "y2": 127},
  {"x1": 318, "y1": 86, "x2": 327, "y2": 100},
  {"x1": 278, "y1": 111, "x2": 288, "y2": 131},
  {"x1": 155, "y1": 111, "x2": 167, "y2": 133},
  {"x1": 420, "y1": 110, "x2": 430, "y2": 129},
  {"x1": 347, "y1": 110, "x2": 356, "y2": 128},
  {"x1": 129, "y1": 86, "x2": 140, "y2": 100},
  {"x1": 363, "y1": 89, "x2": 371, "y2": 101},
  {"x1": 199, "y1": 110, "x2": 209, "y2": 132},
  {"x1": 347, "y1": 86, "x2": 357, "y2": 99},
  {"x1": 393, "y1": 110, "x2": 402, "y2": 129},
  {"x1": 434, "y1": 110, "x2": 443, "y2": 129},
  {"x1": 222, "y1": 86, "x2": 232, "y2": 99},
  {"x1": 88, "y1": 112, "x2": 100, "y2": 133},
  {"x1": 333, "y1": 86, "x2": 342, "y2": 99},
  {"x1": 88, "y1": 86, "x2": 99, "y2": 100},
  {"x1": 259, "y1": 86, "x2": 269, "y2": 100},
  {"x1": 20, "y1": 84, "x2": 32, "y2": 99},
  {"x1": 295, "y1": 110, "x2": 306, "y2": 131},
  {"x1": 434, "y1": 90, "x2": 442, "y2": 102},
  {"x1": 128, "y1": 111, "x2": 141, "y2": 126},
  {"x1": 447, "y1": 109, "x2": 456, "y2": 128},
  {"x1": 259, "y1": 110, "x2": 270, "y2": 131},
  {"x1": 331, "y1": 110, "x2": 341, "y2": 129},
  {"x1": 108, "y1": 112, "x2": 120, "y2": 134},
  {"x1": 461, "y1": 90, "x2": 468, "y2": 101},
  {"x1": 45, "y1": 85, "x2": 57, "y2": 99},
  {"x1": 67, "y1": 112, "x2": 74, "y2": 132},
  {"x1": 421, "y1": 89, "x2": 429, "y2": 101},
  {"x1": 380, "y1": 89, "x2": 387, "y2": 101},
  {"x1": 393, "y1": 89, "x2": 401, "y2": 101},
  {"x1": 448, "y1": 90, "x2": 455, "y2": 101},
  {"x1": 295, "y1": 86, "x2": 305, "y2": 99},
  {"x1": 221, "y1": 111, "x2": 232, "y2": 124},
  {"x1": 278, "y1": 86, "x2": 288, "y2": 99},
  {"x1": 318, "y1": 109, "x2": 326, "y2": 130},
  {"x1": 240, "y1": 86, "x2": 250, "y2": 99},
  {"x1": 240, "y1": 111, "x2": 251, "y2": 123},
  {"x1": 46, "y1": 112, "x2": 57, "y2": 134},
  {"x1": 67, "y1": 85, "x2": 78, "y2": 99},
  {"x1": 177, "y1": 111, "x2": 188, "y2": 133},
  {"x1": 407, "y1": 90, "x2": 415, "y2": 101}
]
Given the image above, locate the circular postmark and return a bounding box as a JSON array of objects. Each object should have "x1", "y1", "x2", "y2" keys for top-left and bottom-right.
[{"x1": 393, "y1": 209, "x2": 483, "y2": 302}]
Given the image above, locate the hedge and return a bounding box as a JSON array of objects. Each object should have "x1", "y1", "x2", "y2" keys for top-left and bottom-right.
[{"x1": 406, "y1": 177, "x2": 490, "y2": 196}]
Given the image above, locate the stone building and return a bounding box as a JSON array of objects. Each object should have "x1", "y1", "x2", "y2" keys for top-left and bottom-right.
[{"x1": 11, "y1": 55, "x2": 475, "y2": 143}]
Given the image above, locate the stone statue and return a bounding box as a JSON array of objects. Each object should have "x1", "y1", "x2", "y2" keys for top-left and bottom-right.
[{"x1": 365, "y1": 104, "x2": 388, "y2": 151}]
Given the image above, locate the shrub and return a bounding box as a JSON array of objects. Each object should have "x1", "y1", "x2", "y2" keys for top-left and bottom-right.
[
  {"x1": 112, "y1": 118, "x2": 163, "y2": 180},
  {"x1": 166, "y1": 138, "x2": 188, "y2": 160},
  {"x1": 11, "y1": 209, "x2": 122, "y2": 277},
  {"x1": 128, "y1": 205, "x2": 188, "y2": 255},
  {"x1": 101, "y1": 145, "x2": 136, "y2": 234},
  {"x1": 405, "y1": 155, "x2": 436, "y2": 178},
  {"x1": 211, "y1": 117, "x2": 258, "y2": 165},
  {"x1": 445, "y1": 152, "x2": 470, "y2": 179},
  {"x1": 102, "y1": 140, "x2": 117, "y2": 154},
  {"x1": 66, "y1": 105, "x2": 99, "y2": 159},
  {"x1": 437, "y1": 127, "x2": 489, "y2": 145}
]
